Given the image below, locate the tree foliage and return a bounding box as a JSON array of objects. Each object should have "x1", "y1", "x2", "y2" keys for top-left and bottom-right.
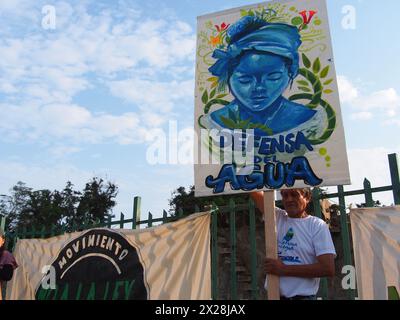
[
  {"x1": 168, "y1": 185, "x2": 251, "y2": 216},
  {"x1": 0, "y1": 178, "x2": 118, "y2": 233}
]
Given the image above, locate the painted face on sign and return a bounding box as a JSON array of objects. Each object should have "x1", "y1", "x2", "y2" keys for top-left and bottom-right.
[{"x1": 229, "y1": 51, "x2": 291, "y2": 113}]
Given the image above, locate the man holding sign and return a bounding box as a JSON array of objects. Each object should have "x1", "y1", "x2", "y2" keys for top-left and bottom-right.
[
  {"x1": 253, "y1": 189, "x2": 336, "y2": 300},
  {"x1": 195, "y1": 0, "x2": 350, "y2": 300}
]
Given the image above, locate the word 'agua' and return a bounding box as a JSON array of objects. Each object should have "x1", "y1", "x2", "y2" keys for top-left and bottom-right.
[{"x1": 205, "y1": 156, "x2": 322, "y2": 193}]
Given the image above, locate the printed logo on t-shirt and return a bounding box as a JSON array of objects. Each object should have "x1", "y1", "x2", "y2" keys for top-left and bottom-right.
[
  {"x1": 283, "y1": 227, "x2": 294, "y2": 242},
  {"x1": 279, "y1": 227, "x2": 302, "y2": 264}
]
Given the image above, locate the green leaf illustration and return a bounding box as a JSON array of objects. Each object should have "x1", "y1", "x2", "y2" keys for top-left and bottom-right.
[
  {"x1": 220, "y1": 116, "x2": 237, "y2": 128},
  {"x1": 204, "y1": 98, "x2": 230, "y2": 114},
  {"x1": 297, "y1": 80, "x2": 309, "y2": 86},
  {"x1": 251, "y1": 123, "x2": 273, "y2": 135},
  {"x1": 201, "y1": 90, "x2": 208, "y2": 104},
  {"x1": 291, "y1": 17, "x2": 303, "y2": 26},
  {"x1": 323, "y1": 79, "x2": 334, "y2": 85},
  {"x1": 313, "y1": 58, "x2": 321, "y2": 74},
  {"x1": 207, "y1": 77, "x2": 218, "y2": 82},
  {"x1": 320, "y1": 66, "x2": 330, "y2": 78},
  {"x1": 240, "y1": 9, "x2": 248, "y2": 16},
  {"x1": 388, "y1": 286, "x2": 400, "y2": 300},
  {"x1": 216, "y1": 93, "x2": 228, "y2": 99},
  {"x1": 302, "y1": 53, "x2": 311, "y2": 69},
  {"x1": 299, "y1": 86, "x2": 311, "y2": 92},
  {"x1": 314, "y1": 19, "x2": 322, "y2": 26},
  {"x1": 324, "y1": 89, "x2": 333, "y2": 94},
  {"x1": 210, "y1": 88, "x2": 216, "y2": 99},
  {"x1": 238, "y1": 119, "x2": 251, "y2": 129}
]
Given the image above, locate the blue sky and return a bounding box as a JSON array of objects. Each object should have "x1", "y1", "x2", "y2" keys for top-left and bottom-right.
[{"x1": 0, "y1": 0, "x2": 399, "y2": 220}]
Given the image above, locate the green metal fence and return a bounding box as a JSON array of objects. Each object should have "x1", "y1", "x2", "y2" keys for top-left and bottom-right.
[
  {"x1": 207, "y1": 153, "x2": 400, "y2": 300},
  {"x1": 208, "y1": 153, "x2": 399, "y2": 300},
  {"x1": 1, "y1": 153, "x2": 399, "y2": 300},
  {"x1": 1, "y1": 196, "x2": 181, "y2": 251}
]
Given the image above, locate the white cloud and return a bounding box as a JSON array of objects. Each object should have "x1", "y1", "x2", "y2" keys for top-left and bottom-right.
[
  {"x1": 0, "y1": 81, "x2": 17, "y2": 94},
  {"x1": 350, "y1": 112, "x2": 373, "y2": 120},
  {"x1": 338, "y1": 76, "x2": 400, "y2": 119},
  {"x1": 354, "y1": 88, "x2": 400, "y2": 116},
  {"x1": 0, "y1": 102, "x2": 150, "y2": 145},
  {"x1": 141, "y1": 112, "x2": 166, "y2": 128},
  {"x1": 0, "y1": 161, "x2": 93, "y2": 195},
  {"x1": 0, "y1": 1, "x2": 196, "y2": 147},
  {"x1": 108, "y1": 78, "x2": 194, "y2": 113},
  {"x1": 50, "y1": 146, "x2": 82, "y2": 158},
  {"x1": 384, "y1": 119, "x2": 400, "y2": 127},
  {"x1": 0, "y1": 0, "x2": 32, "y2": 11},
  {"x1": 0, "y1": 0, "x2": 37, "y2": 25},
  {"x1": 338, "y1": 75, "x2": 358, "y2": 103}
]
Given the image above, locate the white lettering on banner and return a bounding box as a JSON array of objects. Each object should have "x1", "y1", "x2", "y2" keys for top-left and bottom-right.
[
  {"x1": 56, "y1": 233, "x2": 131, "y2": 269},
  {"x1": 58, "y1": 257, "x2": 67, "y2": 270}
]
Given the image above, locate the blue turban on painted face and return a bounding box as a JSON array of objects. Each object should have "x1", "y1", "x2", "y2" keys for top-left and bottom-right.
[{"x1": 209, "y1": 16, "x2": 302, "y2": 90}]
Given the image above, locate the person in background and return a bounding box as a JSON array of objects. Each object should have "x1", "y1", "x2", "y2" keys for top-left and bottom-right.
[
  {"x1": 251, "y1": 188, "x2": 336, "y2": 300},
  {"x1": 0, "y1": 229, "x2": 18, "y2": 300}
]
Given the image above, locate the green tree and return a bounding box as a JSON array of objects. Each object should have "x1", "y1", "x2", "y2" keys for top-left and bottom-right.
[
  {"x1": 356, "y1": 200, "x2": 383, "y2": 208},
  {"x1": 73, "y1": 178, "x2": 117, "y2": 227},
  {"x1": 0, "y1": 182, "x2": 33, "y2": 231},
  {"x1": 168, "y1": 185, "x2": 250, "y2": 216},
  {"x1": 0, "y1": 178, "x2": 118, "y2": 233}
]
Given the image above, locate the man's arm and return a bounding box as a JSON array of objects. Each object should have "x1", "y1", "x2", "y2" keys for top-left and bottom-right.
[{"x1": 265, "y1": 254, "x2": 335, "y2": 278}]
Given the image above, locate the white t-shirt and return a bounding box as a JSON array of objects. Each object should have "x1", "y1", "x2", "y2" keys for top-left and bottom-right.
[{"x1": 265, "y1": 208, "x2": 336, "y2": 298}]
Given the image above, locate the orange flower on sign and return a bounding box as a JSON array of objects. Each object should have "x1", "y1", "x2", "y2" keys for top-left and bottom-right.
[{"x1": 209, "y1": 35, "x2": 221, "y2": 47}]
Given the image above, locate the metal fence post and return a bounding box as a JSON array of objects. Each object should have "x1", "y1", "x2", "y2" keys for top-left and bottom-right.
[
  {"x1": 147, "y1": 212, "x2": 153, "y2": 228},
  {"x1": 0, "y1": 216, "x2": 6, "y2": 250},
  {"x1": 312, "y1": 187, "x2": 328, "y2": 300},
  {"x1": 30, "y1": 226, "x2": 35, "y2": 239},
  {"x1": 248, "y1": 198, "x2": 258, "y2": 300},
  {"x1": 228, "y1": 199, "x2": 237, "y2": 300},
  {"x1": 337, "y1": 185, "x2": 356, "y2": 300},
  {"x1": 132, "y1": 196, "x2": 141, "y2": 229},
  {"x1": 388, "y1": 153, "x2": 400, "y2": 205},
  {"x1": 0, "y1": 216, "x2": 5, "y2": 233},
  {"x1": 363, "y1": 178, "x2": 374, "y2": 207},
  {"x1": 120, "y1": 213, "x2": 125, "y2": 229},
  {"x1": 40, "y1": 226, "x2": 46, "y2": 239}
]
